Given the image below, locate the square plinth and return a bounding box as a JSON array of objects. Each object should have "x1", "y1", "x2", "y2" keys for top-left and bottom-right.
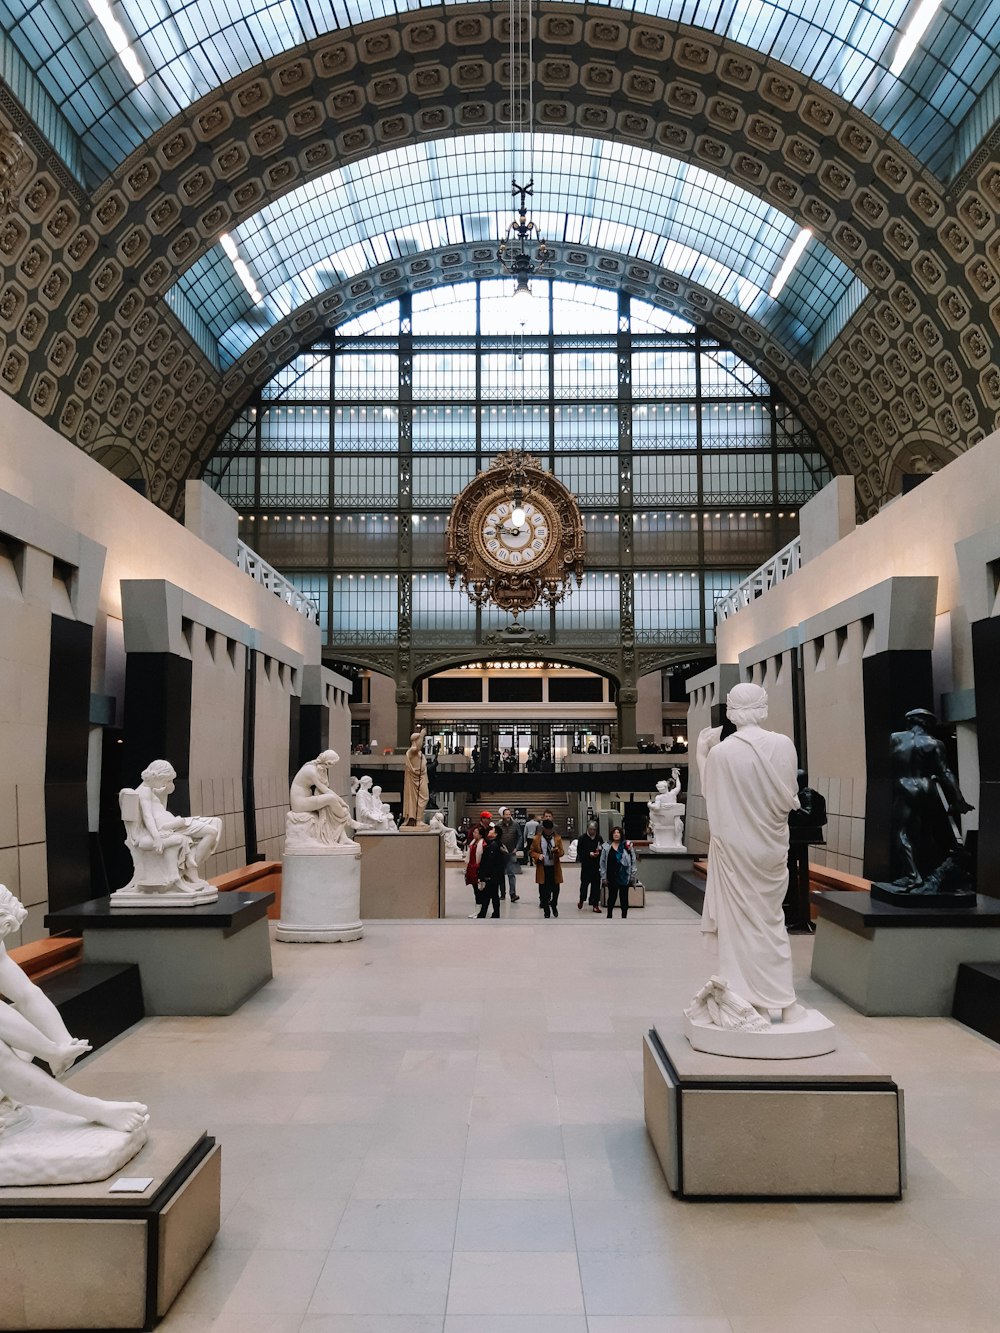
[
  {"x1": 636, "y1": 850, "x2": 695, "y2": 892},
  {"x1": 0, "y1": 1131, "x2": 220, "y2": 1331},
  {"x1": 643, "y1": 1020, "x2": 904, "y2": 1200},
  {"x1": 810, "y1": 891, "x2": 1000, "y2": 1016},
  {"x1": 45, "y1": 893, "x2": 274, "y2": 1016},
  {"x1": 356, "y1": 829, "x2": 445, "y2": 917}
]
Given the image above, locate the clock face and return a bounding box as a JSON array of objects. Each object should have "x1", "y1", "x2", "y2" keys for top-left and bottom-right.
[{"x1": 477, "y1": 498, "x2": 557, "y2": 571}]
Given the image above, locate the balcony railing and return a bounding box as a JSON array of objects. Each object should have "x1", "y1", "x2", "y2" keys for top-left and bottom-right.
[
  {"x1": 715, "y1": 536, "x2": 801, "y2": 623},
  {"x1": 237, "y1": 541, "x2": 319, "y2": 623}
]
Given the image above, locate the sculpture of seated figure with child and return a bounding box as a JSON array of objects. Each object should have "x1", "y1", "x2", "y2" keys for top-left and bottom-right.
[
  {"x1": 352, "y1": 775, "x2": 397, "y2": 833},
  {"x1": 114, "y1": 759, "x2": 222, "y2": 906}
]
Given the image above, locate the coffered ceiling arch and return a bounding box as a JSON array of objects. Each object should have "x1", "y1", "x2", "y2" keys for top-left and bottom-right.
[{"x1": 2, "y1": 7, "x2": 1000, "y2": 517}]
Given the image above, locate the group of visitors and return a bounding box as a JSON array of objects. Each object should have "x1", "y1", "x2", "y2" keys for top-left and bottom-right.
[{"x1": 464, "y1": 809, "x2": 636, "y2": 920}]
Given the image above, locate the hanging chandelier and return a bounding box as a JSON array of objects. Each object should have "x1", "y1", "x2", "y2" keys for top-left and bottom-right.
[{"x1": 495, "y1": 0, "x2": 552, "y2": 297}]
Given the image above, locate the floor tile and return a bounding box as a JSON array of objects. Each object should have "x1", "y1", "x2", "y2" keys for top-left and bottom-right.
[
  {"x1": 308, "y1": 1251, "x2": 453, "y2": 1316},
  {"x1": 446, "y1": 1250, "x2": 584, "y2": 1315}
]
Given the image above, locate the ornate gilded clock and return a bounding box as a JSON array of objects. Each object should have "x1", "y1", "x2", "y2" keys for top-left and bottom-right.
[{"x1": 446, "y1": 449, "x2": 585, "y2": 614}]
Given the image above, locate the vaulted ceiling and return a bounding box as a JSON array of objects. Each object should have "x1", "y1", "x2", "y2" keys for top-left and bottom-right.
[{"x1": 1, "y1": 1, "x2": 999, "y2": 516}]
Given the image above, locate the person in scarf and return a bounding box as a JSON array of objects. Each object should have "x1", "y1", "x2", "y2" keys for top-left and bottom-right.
[
  {"x1": 600, "y1": 826, "x2": 636, "y2": 918},
  {"x1": 529, "y1": 816, "x2": 564, "y2": 918}
]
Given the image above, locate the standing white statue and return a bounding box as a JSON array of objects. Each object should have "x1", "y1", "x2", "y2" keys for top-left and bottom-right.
[
  {"x1": 278, "y1": 751, "x2": 363, "y2": 943},
  {"x1": 402, "y1": 728, "x2": 429, "y2": 826},
  {"x1": 0, "y1": 886, "x2": 149, "y2": 1185},
  {"x1": 114, "y1": 759, "x2": 222, "y2": 906},
  {"x1": 688, "y1": 682, "x2": 835, "y2": 1057},
  {"x1": 352, "y1": 775, "x2": 397, "y2": 833},
  {"x1": 285, "y1": 750, "x2": 358, "y2": 851},
  {"x1": 647, "y1": 773, "x2": 685, "y2": 850},
  {"x1": 427, "y1": 810, "x2": 462, "y2": 859}
]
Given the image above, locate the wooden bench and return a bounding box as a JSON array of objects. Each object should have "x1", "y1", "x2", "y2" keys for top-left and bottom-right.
[
  {"x1": 8, "y1": 934, "x2": 82, "y2": 981},
  {"x1": 210, "y1": 861, "x2": 282, "y2": 919}
]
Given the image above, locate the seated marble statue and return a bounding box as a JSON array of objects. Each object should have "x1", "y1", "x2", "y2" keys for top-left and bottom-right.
[
  {"x1": 697, "y1": 682, "x2": 805, "y2": 1024},
  {"x1": 427, "y1": 810, "x2": 462, "y2": 857},
  {"x1": 286, "y1": 750, "x2": 358, "y2": 851},
  {"x1": 118, "y1": 759, "x2": 222, "y2": 895},
  {"x1": 648, "y1": 777, "x2": 685, "y2": 849},
  {"x1": 352, "y1": 775, "x2": 397, "y2": 833},
  {"x1": 0, "y1": 886, "x2": 148, "y2": 1150}
]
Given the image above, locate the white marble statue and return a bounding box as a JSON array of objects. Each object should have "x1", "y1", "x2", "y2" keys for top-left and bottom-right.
[
  {"x1": 0, "y1": 886, "x2": 149, "y2": 1184},
  {"x1": 114, "y1": 759, "x2": 222, "y2": 906},
  {"x1": 691, "y1": 683, "x2": 835, "y2": 1057},
  {"x1": 565, "y1": 839, "x2": 578, "y2": 862},
  {"x1": 427, "y1": 810, "x2": 462, "y2": 859},
  {"x1": 648, "y1": 775, "x2": 685, "y2": 850},
  {"x1": 352, "y1": 775, "x2": 397, "y2": 833},
  {"x1": 285, "y1": 750, "x2": 358, "y2": 851},
  {"x1": 685, "y1": 976, "x2": 771, "y2": 1033}
]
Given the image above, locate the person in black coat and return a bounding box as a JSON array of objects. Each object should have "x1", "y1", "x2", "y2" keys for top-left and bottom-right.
[
  {"x1": 576, "y1": 821, "x2": 604, "y2": 911},
  {"x1": 477, "y1": 825, "x2": 505, "y2": 919}
]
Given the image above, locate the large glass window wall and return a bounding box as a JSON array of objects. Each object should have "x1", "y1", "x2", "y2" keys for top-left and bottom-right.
[{"x1": 208, "y1": 281, "x2": 833, "y2": 652}]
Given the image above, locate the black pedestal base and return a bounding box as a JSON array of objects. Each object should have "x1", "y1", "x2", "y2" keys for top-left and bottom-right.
[{"x1": 870, "y1": 882, "x2": 979, "y2": 910}]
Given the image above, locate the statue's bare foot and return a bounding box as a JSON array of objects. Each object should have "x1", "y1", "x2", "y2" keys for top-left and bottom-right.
[
  {"x1": 781, "y1": 1002, "x2": 808, "y2": 1024},
  {"x1": 752, "y1": 1004, "x2": 772, "y2": 1021},
  {"x1": 91, "y1": 1102, "x2": 149, "y2": 1133},
  {"x1": 49, "y1": 1037, "x2": 91, "y2": 1077}
]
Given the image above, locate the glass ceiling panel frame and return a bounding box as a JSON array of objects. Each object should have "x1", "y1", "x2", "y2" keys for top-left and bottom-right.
[
  {"x1": 1, "y1": 0, "x2": 998, "y2": 181},
  {"x1": 169, "y1": 133, "x2": 858, "y2": 366}
]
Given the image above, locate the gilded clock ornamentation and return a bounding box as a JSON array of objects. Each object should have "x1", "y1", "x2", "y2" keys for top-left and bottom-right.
[{"x1": 446, "y1": 450, "x2": 585, "y2": 614}]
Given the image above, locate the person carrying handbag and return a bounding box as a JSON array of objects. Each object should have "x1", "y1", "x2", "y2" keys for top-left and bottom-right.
[
  {"x1": 600, "y1": 825, "x2": 636, "y2": 919},
  {"x1": 465, "y1": 825, "x2": 484, "y2": 917}
]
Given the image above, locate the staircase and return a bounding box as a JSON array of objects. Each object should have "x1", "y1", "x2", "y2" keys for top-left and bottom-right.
[{"x1": 456, "y1": 791, "x2": 577, "y2": 836}]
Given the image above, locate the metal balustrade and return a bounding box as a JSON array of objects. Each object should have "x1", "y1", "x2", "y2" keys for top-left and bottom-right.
[
  {"x1": 714, "y1": 536, "x2": 801, "y2": 623},
  {"x1": 237, "y1": 540, "x2": 320, "y2": 623}
]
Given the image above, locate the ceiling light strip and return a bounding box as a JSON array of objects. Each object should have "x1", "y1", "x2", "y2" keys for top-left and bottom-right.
[
  {"x1": 769, "y1": 227, "x2": 812, "y2": 300},
  {"x1": 88, "y1": 0, "x2": 144, "y2": 85},
  {"x1": 891, "y1": 0, "x2": 945, "y2": 76},
  {"x1": 220, "y1": 233, "x2": 263, "y2": 304}
]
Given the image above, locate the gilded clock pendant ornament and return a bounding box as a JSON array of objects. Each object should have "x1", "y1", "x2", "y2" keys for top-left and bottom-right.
[{"x1": 446, "y1": 450, "x2": 585, "y2": 614}]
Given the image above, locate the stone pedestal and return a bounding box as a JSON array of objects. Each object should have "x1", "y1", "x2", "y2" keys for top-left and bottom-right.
[
  {"x1": 684, "y1": 1007, "x2": 836, "y2": 1059},
  {"x1": 110, "y1": 885, "x2": 217, "y2": 908},
  {"x1": 0, "y1": 1108, "x2": 148, "y2": 1188},
  {"x1": 0, "y1": 1130, "x2": 220, "y2": 1330},
  {"x1": 45, "y1": 894, "x2": 274, "y2": 1016},
  {"x1": 644, "y1": 1019, "x2": 904, "y2": 1199},
  {"x1": 357, "y1": 828, "x2": 445, "y2": 917},
  {"x1": 277, "y1": 847, "x2": 363, "y2": 943},
  {"x1": 637, "y1": 849, "x2": 696, "y2": 892},
  {"x1": 811, "y1": 890, "x2": 1000, "y2": 1016}
]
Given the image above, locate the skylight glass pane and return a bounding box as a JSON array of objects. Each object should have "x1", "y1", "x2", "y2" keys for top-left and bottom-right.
[
  {"x1": 169, "y1": 133, "x2": 858, "y2": 367},
  {"x1": 2, "y1": 0, "x2": 998, "y2": 181}
]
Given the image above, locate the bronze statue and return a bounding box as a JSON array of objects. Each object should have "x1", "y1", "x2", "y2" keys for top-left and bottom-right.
[{"x1": 884, "y1": 708, "x2": 974, "y2": 897}]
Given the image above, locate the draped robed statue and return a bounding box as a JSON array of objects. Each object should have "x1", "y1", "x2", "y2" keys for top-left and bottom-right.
[{"x1": 687, "y1": 682, "x2": 836, "y2": 1057}]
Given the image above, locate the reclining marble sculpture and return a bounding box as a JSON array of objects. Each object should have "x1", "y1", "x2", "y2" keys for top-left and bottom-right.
[
  {"x1": 427, "y1": 809, "x2": 462, "y2": 858},
  {"x1": 690, "y1": 683, "x2": 835, "y2": 1058},
  {"x1": 0, "y1": 886, "x2": 148, "y2": 1185},
  {"x1": 114, "y1": 759, "x2": 221, "y2": 906},
  {"x1": 352, "y1": 775, "x2": 397, "y2": 833},
  {"x1": 648, "y1": 770, "x2": 685, "y2": 850},
  {"x1": 285, "y1": 750, "x2": 358, "y2": 851}
]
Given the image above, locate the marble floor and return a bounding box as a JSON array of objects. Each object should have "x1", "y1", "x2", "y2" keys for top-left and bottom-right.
[{"x1": 64, "y1": 867, "x2": 1000, "y2": 1333}]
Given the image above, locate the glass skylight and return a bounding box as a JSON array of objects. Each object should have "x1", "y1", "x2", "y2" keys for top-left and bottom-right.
[
  {"x1": 0, "y1": 0, "x2": 996, "y2": 181},
  {"x1": 169, "y1": 134, "x2": 858, "y2": 366}
]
